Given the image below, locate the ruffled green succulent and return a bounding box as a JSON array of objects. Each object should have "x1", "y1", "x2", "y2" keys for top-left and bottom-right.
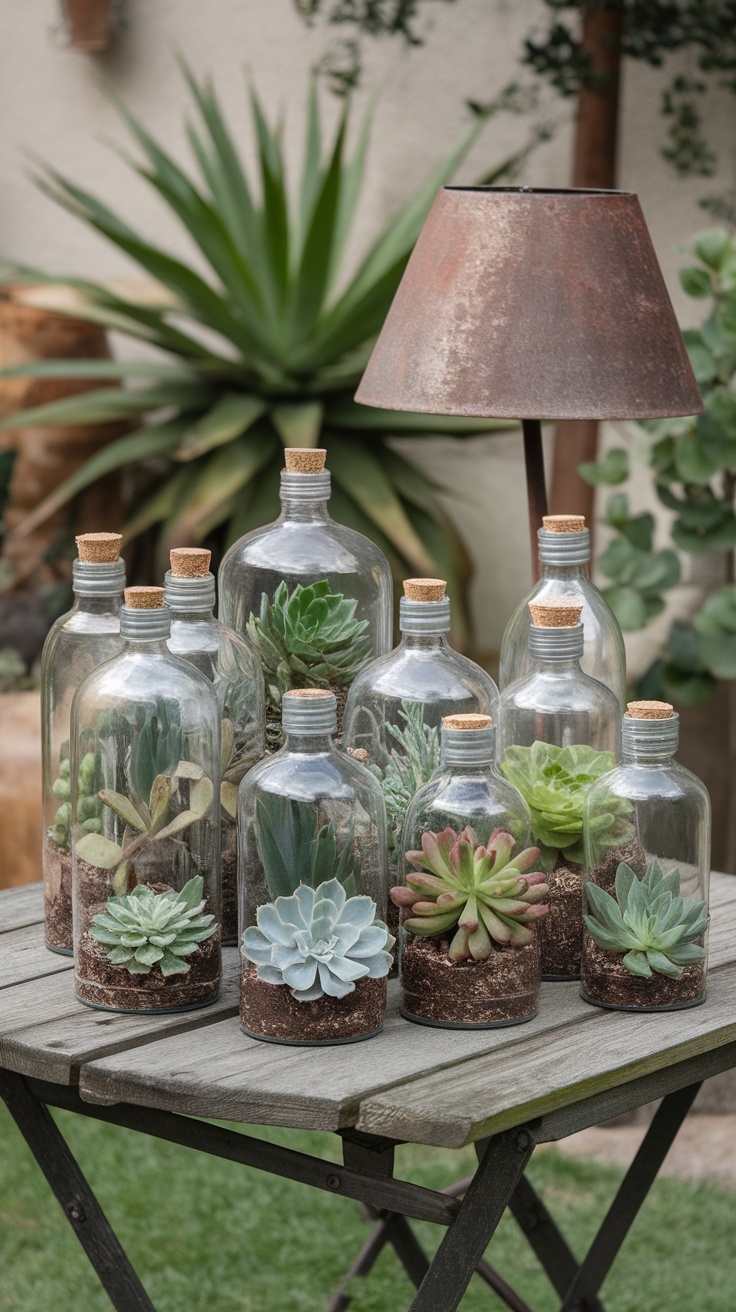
[
  {"x1": 246, "y1": 579, "x2": 372, "y2": 715},
  {"x1": 585, "y1": 860, "x2": 707, "y2": 980},
  {"x1": 48, "y1": 749, "x2": 102, "y2": 850},
  {"x1": 392, "y1": 826, "x2": 549, "y2": 962},
  {"x1": 89, "y1": 875, "x2": 217, "y2": 976},
  {"x1": 242, "y1": 878, "x2": 394, "y2": 1001}
]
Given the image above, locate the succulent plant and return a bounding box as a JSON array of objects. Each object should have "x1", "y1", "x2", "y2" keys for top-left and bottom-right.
[
  {"x1": 585, "y1": 860, "x2": 707, "y2": 980},
  {"x1": 242, "y1": 877, "x2": 394, "y2": 1001},
  {"x1": 380, "y1": 701, "x2": 442, "y2": 865},
  {"x1": 255, "y1": 793, "x2": 360, "y2": 900},
  {"x1": 48, "y1": 748, "x2": 103, "y2": 850},
  {"x1": 392, "y1": 826, "x2": 549, "y2": 962},
  {"x1": 89, "y1": 874, "x2": 217, "y2": 976},
  {"x1": 246, "y1": 580, "x2": 372, "y2": 715},
  {"x1": 128, "y1": 696, "x2": 184, "y2": 804}
]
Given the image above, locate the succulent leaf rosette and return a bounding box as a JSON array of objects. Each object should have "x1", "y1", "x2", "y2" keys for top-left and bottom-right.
[
  {"x1": 391, "y1": 827, "x2": 549, "y2": 963},
  {"x1": 242, "y1": 878, "x2": 394, "y2": 1002},
  {"x1": 585, "y1": 861, "x2": 707, "y2": 981},
  {"x1": 89, "y1": 875, "x2": 217, "y2": 976}
]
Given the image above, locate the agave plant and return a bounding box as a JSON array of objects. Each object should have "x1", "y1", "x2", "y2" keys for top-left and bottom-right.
[
  {"x1": 381, "y1": 701, "x2": 442, "y2": 864},
  {"x1": 90, "y1": 874, "x2": 217, "y2": 976},
  {"x1": 0, "y1": 68, "x2": 525, "y2": 636},
  {"x1": 391, "y1": 826, "x2": 549, "y2": 962},
  {"x1": 585, "y1": 860, "x2": 707, "y2": 981},
  {"x1": 255, "y1": 792, "x2": 361, "y2": 900}
]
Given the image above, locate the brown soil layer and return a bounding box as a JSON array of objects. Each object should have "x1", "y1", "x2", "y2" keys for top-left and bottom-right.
[
  {"x1": 592, "y1": 839, "x2": 648, "y2": 895},
  {"x1": 75, "y1": 856, "x2": 117, "y2": 936},
  {"x1": 540, "y1": 861, "x2": 584, "y2": 979},
  {"x1": 43, "y1": 840, "x2": 73, "y2": 953},
  {"x1": 401, "y1": 935, "x2": 540, "y2": 1027},
  {"x1": 76, "y1": 927, "x2": 221, "y2": 1012},
  {"x1": 221, "y1": 833, "x2": 238, "y2": 947},
  {"x1": 581, "y1": 935, "x2": 705, "y2": 1010},
  {"x1": 240, "y1": 962, "x2": 386, "y2": 1044}
]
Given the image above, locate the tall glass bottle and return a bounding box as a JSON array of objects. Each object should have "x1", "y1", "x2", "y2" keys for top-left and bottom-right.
[
  {"x1": 500, "y1": 599, "x2": 621, "y2": 981},
  {"x1": 41, "y1": 532, "x2": 125, "y2": 955},
  {"x1": 582, "y1": 700, "x2": 710, "y2": 1011},
  {"x1": 164, "y1": 547, "x2": 265, "y2": 945},
  {"x1": 218, "y1": 447, "x2": 392, "y2": 743},
  {"x1": 396, "y1": 714, "x2": 548, "y2": 1028},
  {"x1": 500, "y1": 515, "x2": 626, "y2": 707},
  {"x1": 238, "y1": 689, "x2": 393, "y2": 1045},
  {"x1": 72, "y1": 587, "x2": 221, "y2": 1014}
]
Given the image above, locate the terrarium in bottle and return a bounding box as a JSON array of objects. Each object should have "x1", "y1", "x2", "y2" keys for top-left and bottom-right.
[
  {"x1": 165, "y1": 547, "x2": 265, "y2": 945},
  {"x1": 41, "y1": 533, "x2": 126, "y2": 955},
  {"x1": 581, "y1": 700, "x2": 710, "y2": 1012},
  {"x1": 72, "y1": 587, "x2": 222, "y2": 1014},
  {"x1": 500, "y1": 599, "x2": 621, "y2": 981},
  {"x1": 239, "y1": 688, "x2": 393, "y2": 1045},
  {"x1": 395, "y1": 714, "x2": 548, "y2": 1028},
  {"x1": 218, "y1": 448, "x2": 392, "y2": 744},
  {"x1": 500, "y1": 515, "x2": 626, "y2": 707}
]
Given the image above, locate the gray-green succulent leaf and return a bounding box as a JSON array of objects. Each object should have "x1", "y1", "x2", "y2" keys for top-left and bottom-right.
[
  {"x1": 584, "y1": 860, "x2": 707, "y2": 980},
  {"x1": 89, "y1": 874, "x2": 217, "y2": 975}
]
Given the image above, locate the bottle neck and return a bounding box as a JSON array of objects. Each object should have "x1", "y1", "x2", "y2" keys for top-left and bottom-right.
[
  {"x1": 283, "y1": 731, "x2": 333, "y2": 753},
  {"x1": 622, "y1": 745, "x2": 677, "y2": 765},
  {"x1": 439, "y1": 758, "x2": 492, "y2": 777},
  {"x1": 169, "y1": 608, "x2": 215, "y2": 625},
  {"x1": 278, "y1": 497, "x2": 331, "y2": 524},
  {"x1": 72, "y1": 592, "x2": 124, "y2": 616},
  {"x1": 400, "y1": 632, "x2": 447, "y2": 650},
  {"x1": 540, "y1": 561, "x2": 590, "y2": 582},
  {"x1": 122, "y1": 637, "x2": 171, "y2": 656}
]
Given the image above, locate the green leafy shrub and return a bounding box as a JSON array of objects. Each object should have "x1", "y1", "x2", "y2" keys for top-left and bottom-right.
[{"x1": 585, "y1": 860, "x2": 707, "y2": 980}]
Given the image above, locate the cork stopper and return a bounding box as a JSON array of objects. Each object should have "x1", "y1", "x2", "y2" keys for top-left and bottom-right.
[
  {"x1": 284, "y1": 448, "x2": 326, "y2": 473},
  {"x1": 403, "y1": 578, "x2": 447, "y2": 602},
  {"x1": 124, "y1": 586, "x2": 165, "y2": 609},
  {"x1": 529, "y1": 598, "x2": 583, "y2": 627},
  {"x1": 442, "y1": 713, "x2": 493, "y2": 730},
  {"x1": 76, "y1": 532, "x2": 122, "y2": 563},
  {"x1": 347, "y1": 747, "x2": 370, "y2": 762},
  {"x1": 625, "y1": 700, "x2": 675, "y2": 720},
  {"x1": 542, "y1": 515, "x2": 586, "y2": 533},
  {"x1": 169, "y1": 547, "x2": 211, "y2": 578},
  {"x1": 285, "y1": 688, "x2": 333, "y2": 700}
]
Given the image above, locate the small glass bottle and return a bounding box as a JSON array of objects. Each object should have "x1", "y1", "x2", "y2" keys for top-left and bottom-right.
[
  {"x1": 164, "y1": 547, "x2": 265, "y2": 946},
  {"x1": 72, "y1": 587, "x2": 222, "y2": 1014},
  {"x1": 500, "y1": 599, "x2": 621, "y2": 981},
  {"x1": 218, "y1": 447, "x2": 392, "y2": 743},
  {"x1": 238, "y1": 688, "x2": 393, "y2": 1045},
  {"x1": 397, "y1": 713, "x2": 548, "y2": 1028},
  {"x1": 581, "y1": 700, "x2": 710, "y2": 1012},
  {"x1": 500, "y1": 514, "x2": 627, "y2": 707},
  {"x1": 41, "y1": 532, "x2": 126, "y2": 955}
]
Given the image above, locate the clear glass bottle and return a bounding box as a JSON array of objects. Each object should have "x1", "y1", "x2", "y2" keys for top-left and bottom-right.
[
  {"x1": 218, "y1": 448, "x2": 392, "y2": 743},
  {"x1": 500, "y1": 515, "x2": 627, "y2": 707},
  {"x1": 72, "y1": 587, "x2": 222, "y2": 1014},
  {"x1": 238, "y1": 688, "x2": 393, "y2": 1045},
  {"x1": 164, "y1": 547, "x2": 265, "y2": 946},
  {"x1": 41, "y1": 533, "x2": 126, "y2": 955},
  {"x1": 397, "y1": 713, "x2": 548, "y2": 1028},
  {"x1": 582, "y1": 700, "x2": 710, "y2": 1012},
  {"x1": 500, "y1": 599, "x2": 621, "y2": 981}
]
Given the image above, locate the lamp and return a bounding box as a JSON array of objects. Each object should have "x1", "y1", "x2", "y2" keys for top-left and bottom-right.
[{"x1": 354, "y1": 187, "x2": 703, "y2": 580}]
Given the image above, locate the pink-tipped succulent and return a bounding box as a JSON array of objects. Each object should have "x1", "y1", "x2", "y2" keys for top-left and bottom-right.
[{"x1": 391, "y1": 826, "x2": 549, "y2": 962}]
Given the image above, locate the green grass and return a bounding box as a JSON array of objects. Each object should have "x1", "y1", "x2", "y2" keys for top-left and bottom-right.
[{"x1": 2, "y1": 1104, "x2": 736, "y2": 1310}]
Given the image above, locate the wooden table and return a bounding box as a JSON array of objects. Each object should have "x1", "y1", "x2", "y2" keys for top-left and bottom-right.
[{"x1": 3, "y1": 874, "x2": 736, "y2": 1312}]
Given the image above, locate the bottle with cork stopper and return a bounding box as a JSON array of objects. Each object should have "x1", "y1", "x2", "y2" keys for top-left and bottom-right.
[
  {"x1": 343, "y1": 578, "x2": 500, "y2": 893},
  {"x1": 70, "y1": 584, "x2": 222, "y2": 1014},
  {"x1": 499, "y1": 597, "x2": 621, "y2": 982},
  {"x1": 217, "y1": 447, "x2": 392, "y2": 740},
  {"x1": 164, "y1": 546, "x2": 265, "y2": 946},
  {"x1": 499, "y1": 513, "x2": 626, "y2": 708},
  {"x1": 581, "y1": 699, "x2": 710, "y2": 1012},
  {"x1": 395, "y1": 712, "x2": 549, "y2": 1027},
  {"x1": 238, "y1": 687, "x2": 393, "y2": 1045},
  {"x1": 41, "y1": 532, "x2": 126, "y2": 955}
]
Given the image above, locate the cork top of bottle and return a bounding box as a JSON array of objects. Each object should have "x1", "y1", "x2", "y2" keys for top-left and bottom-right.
[
  {"x1": 625, "y1": 700, "x2": 675, "y2": 719},
  {"x1": 403, "y1": 578, "x2": 447, "y2": 602},
  {"x1": 442, "y1": 713, "x2": 493, "y2": 730},
  {"x1": 76, "y1": 532, "x2": 122, "y2": 563},
  {"x1": 283, "y1": 448, "x2": 327, "y2": 473},
  {"x1": 124, "y1": 586, "x2": 165, "y2": 609},
  {"x1": 169, "y1": 547, "x2": 212, "y2": 578},
  {"x1": 542, "y1": 515, "x2": 586, "y2": 533},
  {"x1": 529, "y1": 598, "x2": 583, "y2": 627},
  {"x1": 285, "y1": 688, "x2": 334, "y2": 700}
]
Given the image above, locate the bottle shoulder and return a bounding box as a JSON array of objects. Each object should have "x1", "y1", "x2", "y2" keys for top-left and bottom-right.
[
  {"x1": 221, "y1": 517, "x2": 390, "y2": 578},
  {"x1": 588, "y1": 759, "x2": 711, "y2": 809},
  {"x1": 242, "y1": 746, "x2": 384, "y2": 809},
  {"x1": 73, "y1": 647, "x2": 220, "y2": 717},
  {"x1": 345, "y1": 644, "x2": 498, "y2": 706}
]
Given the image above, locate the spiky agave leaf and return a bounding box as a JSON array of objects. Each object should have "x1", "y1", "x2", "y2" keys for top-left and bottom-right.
[
  {"x1": 584, "y1": 859, "x2": 707, "y2": 980},
  {"x1": 381, "y1": 701, "x2": 442, "y2": 865}
]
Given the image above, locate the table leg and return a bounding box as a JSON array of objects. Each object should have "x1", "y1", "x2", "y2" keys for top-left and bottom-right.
[
  {"x1": 509, "y1": 1174, "x2": 603, "y2": 1310},
  {"x1": 0, "y1": 1070, "x2": 156, "y2": 1312}
]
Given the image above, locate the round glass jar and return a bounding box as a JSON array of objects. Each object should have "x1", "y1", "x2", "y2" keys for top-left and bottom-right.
[
  {"x1": 500, "y1": 600, "x2": 621, "y2": 981},
  {"x1": 581, "y1": 701, "x2": 710, "y2": 1012},
  {"x1": 238, "y1": 689, "x2": 392, "y2": 1045},
  {"x1": 396, "y1": 714, "x2": 548, "y2": 1028},
  {"x1": 41, "y1": 533, "x2": 126, "y2": 955},
  {"x1": 164, "y1": 548, "x2": 265, "y2": 945},
  {"x1": 71, "y1": 588, "x2": 222, "y2": 1014}
]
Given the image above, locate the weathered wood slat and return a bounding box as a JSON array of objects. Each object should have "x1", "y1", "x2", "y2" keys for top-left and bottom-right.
[
  {"x1": 0, "y1": 881, "x2": 44, "y2": 933},
  {"x1": 0, "y1": 924, "x2": 72, "y2": 990}
]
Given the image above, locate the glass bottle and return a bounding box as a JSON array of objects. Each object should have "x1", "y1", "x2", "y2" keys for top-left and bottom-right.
[
  {"x1": 238, "y1": 688, "x2": 392, "y2": 1045},
  {"x1": 41, "y1": 532, "x2": 126, "y2": 955},
  {"x1": 500, "y1": 515, "x2": 627, "y2": 707},
  {"x1": 164, "y1": 547, "x2": 265, "y2": 946},
  {"x1": 72, "y1": 587, "x2": 222, "y2": 1014},
  {"x1": 500, "y1": 599, "x2": 621, "y2": 982},
  {"x1": 582, "y1": 700, "x2": 710, "y2": 1012},
  {"x1": 218, "y1": 447, "x2": 392, "y2": 744},
  {"x1": 397, "y1": 713, "x2": 548, "y2": 1028}
]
